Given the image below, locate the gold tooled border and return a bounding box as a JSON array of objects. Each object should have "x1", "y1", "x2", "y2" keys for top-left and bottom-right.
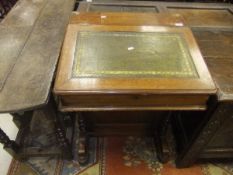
[{"x1": 73, "y1": 31, "x2": 198, "y2": 78}]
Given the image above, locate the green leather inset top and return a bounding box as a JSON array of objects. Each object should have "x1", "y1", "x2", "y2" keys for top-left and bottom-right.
[{"x1": 73, "y1": 31, "x2": 198, "y2": 78}]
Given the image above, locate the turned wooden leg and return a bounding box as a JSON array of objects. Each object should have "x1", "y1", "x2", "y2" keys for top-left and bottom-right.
[
  {"x1": 77, "y1": 114, "x2": 89, "y2": 165},
  {"x1": 0, "y1": 127, "x2": 19, "y2": 158},
  {"x1": 55, "y1": 121, "x2": 72, "y2": 159},
  {"x1": 155, "y1": 112, "x2": 172, "y2": 163},
  {"x1": 48, "y1": 98, "x2": 73, "y2": 160}
]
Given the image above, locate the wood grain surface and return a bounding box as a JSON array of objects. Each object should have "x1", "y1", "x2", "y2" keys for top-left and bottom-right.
[
  {"x1": 70, "y1": 12, "x2": 185, "y2": 26},
  {"x1": 0, "y1": 0, "x2": 75, "y2": 113},
  {"x1": 194, "y1": 31, "x2": 233, "y2": 101},
  {"x1": 78, "y1": 1, "x2": 233, "y2": 29}
]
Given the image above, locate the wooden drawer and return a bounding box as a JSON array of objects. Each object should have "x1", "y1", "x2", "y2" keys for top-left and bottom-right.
[{"x1": 59, "y1": 94, "x2": 209, "y2": 111}]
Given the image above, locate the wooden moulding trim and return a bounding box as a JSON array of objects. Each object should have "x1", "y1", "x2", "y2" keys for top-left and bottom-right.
[
  {"x1": 59, "y1": 105, "x2": 207, "y2": 112},
  {"x1": 54, "y1": 90, "x2": 216, "y2": 95}
]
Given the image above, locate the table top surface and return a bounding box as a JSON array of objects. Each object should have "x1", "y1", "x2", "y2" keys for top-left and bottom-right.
[
  {"x1": 54, "y1": 13, "x2": 216, "y2": 95},
  {"x1": 79, "y1": 1, "x2": 233, "y2": 29},
  {"x1": 0, "y1": 0, "x2": 75, "y2": 113}
]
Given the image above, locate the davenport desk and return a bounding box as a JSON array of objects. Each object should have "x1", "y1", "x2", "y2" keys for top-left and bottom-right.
[
  {"x1": 78, "y1": 1, "x2": 233, "y2": 167},
  {"x1": 54, "y1": 13, "x2": 216, "y2": 165}
]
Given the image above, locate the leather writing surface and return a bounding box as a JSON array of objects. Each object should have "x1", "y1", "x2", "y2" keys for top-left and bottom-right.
[{"x1": 73, "y1": 31, "x2": 198, "y2": 78}]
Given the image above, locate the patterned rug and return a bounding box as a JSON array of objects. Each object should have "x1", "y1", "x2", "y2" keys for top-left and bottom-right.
[{"x1": 7, "y1": 136, "x2": 233, "y2": 175}]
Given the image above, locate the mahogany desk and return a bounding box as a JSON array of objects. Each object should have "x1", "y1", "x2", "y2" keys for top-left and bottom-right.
[
  {"x1": 54, "y1": 12, "x2": 216, "y2": 164},
  {"x1": 78, "y1": 1, "x2": 233, "y2": 167}
]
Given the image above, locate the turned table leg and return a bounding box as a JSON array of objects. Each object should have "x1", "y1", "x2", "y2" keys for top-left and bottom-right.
[
  {"x1": 77, "y1": 113, "x2": 89, "y2": 165},
  {"x1": 48, "y1": 98, "x2": 73, "y2": 160},
  {"x1": 0, "y1": 127, "x2": 19, "y2": 158},
  {"x1": 54, "y1": 114, "x2": 73, "y2": 160},
  {"x1": 154, "y1": 112, "x2": 172, "y2": 163}
]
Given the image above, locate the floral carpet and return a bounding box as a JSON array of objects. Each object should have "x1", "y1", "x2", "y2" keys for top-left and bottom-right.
[{"x1": 7, "y1": 137, "x2": 233, "y2": 175}]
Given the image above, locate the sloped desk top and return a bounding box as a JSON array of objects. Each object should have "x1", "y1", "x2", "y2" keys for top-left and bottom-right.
[
  {"x1": 54, "y1": 13, "x2": 216, "y2": 111},
  {"x1": 78, "y1": 2, "x2": 233, "y2": 102}
]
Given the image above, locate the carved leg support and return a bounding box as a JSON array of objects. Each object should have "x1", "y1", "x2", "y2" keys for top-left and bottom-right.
[
  {"x1": 0, "y1": 127, "x2": 19, "y2": 157},
  {"x1": 55, "y1": 119, "x2": 73, "y2": 160},
  {"x1": 77, "y1": 114, "x2": 89, "y2": 165}
]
